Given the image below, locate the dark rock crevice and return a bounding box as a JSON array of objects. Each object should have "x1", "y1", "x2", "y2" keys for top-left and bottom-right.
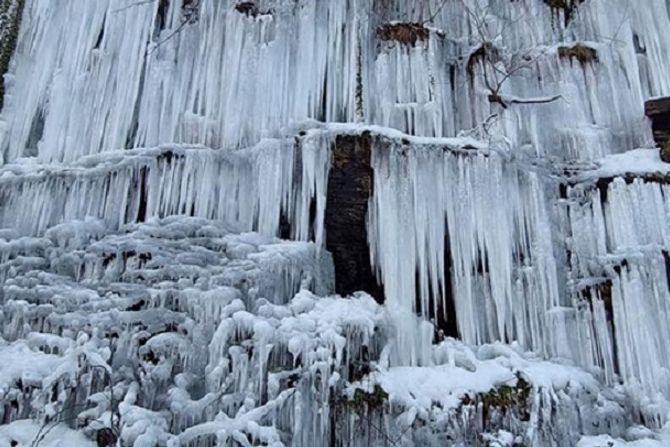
[
  {"x1": 645, "y1": 96, "x2": 670, "y2": 162},
  {"x1": 419, "y1": 231, "x2": 459, "y2": 340},
  {"x1": 325, "y1": 133, "x2": 384, "y2": 302}
]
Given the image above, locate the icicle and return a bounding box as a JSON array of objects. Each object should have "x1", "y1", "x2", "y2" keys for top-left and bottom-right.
[{"x1": 368, "y1": 136, "x2": 561, "y2": 363}]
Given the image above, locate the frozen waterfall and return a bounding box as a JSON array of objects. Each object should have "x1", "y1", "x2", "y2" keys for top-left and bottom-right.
[{"x1": 1, "y1": 0, "x2": 670, "y2": 446}]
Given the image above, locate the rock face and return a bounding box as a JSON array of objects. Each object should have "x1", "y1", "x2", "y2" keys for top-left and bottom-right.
[
  {"x1": 645, "y1": 96, "x2": 670, "y2": 162},
  {"x1": 325, "y1": 133, "x2": 383, "y2": 300}
]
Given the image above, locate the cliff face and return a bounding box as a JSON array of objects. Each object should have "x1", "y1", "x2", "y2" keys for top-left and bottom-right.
[{"x1": 0, "y1": 1, "x2": 670, "y2": 446}]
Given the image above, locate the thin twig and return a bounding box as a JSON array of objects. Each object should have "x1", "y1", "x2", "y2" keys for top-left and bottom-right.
[
  {"x1": 111, "y1": 0, "x2": 155, "y2": 14},
  {"x1": 421, "y1": 0, "x2": 449, "y2": 25}
]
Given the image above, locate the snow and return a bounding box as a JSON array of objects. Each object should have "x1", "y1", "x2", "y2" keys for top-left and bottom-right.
[
  {"x1": 0, "y1": 419, "x2": 95, "y2": 447},
  {"x1": 577, "y1": 426, "x2": 670, "y2": 447},
  {"x1": 359, "y1": 339, "x2": 604, "y2": 418},
  {"x1": 367, "y1": 360, "x2": 515, "y2": 412},
  {"x1": 578, "y1": 437, "x2": 661, "y2": 447},
  {"x1": 0, "y1": 342, "x2": 62, "y2": 391},
  {"x1": 586, "y1": 149, "x2": 670, "y2": 179}
]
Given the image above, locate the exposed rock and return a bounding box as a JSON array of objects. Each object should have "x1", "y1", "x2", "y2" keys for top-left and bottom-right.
[
  {"x1": 234, "y1": 2, "x2": 272, "y2": 18},
  {"x1": 645, "y1": 96, "x2": 670, "y2": 162},
  {"x1": 662, "y1": 141, "x2": 670, "y2": 163},
  {"x1": 467, "y1": 41, "x2": 500, "y2": 76},
  {"x1": 235, "y1": 1, "x2": 259, "y2": 16},
  {"x1": 461, "y1": 374, "x2": 532, "y2": 425},
  {"x1": 544, "y1": 0, "x2": 586, "y2": 26},
  {"x1": 580, "y1": 280, "x2": 614, "y2": 323},
  {"x1": 377, "y1": 22, "x2": 429, "y2": 46},
  {"x1": 96, "y1": 427, "x2": 117, "y2": 447},
  {"x1": 558, "y1": 43, "x2": 598, "y2": 65},
  {"x1": 325, "y1": 133, "x2": 384, "y2": 301}
]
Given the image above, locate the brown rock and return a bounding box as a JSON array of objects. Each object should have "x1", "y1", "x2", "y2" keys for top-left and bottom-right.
[
  {"x1": 325, "y1": 133, "x2": 384, "y2": 301},
  {"x1": 645, "y1": 97, "x2": 670, "y2": 162}
]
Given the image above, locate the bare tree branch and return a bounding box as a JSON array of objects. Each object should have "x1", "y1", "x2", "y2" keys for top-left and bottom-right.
[
  {"x1": 111, "y1": 0, "x2": 155, "y2": 14},
  {"x1": 457, "y1": 0, "x2": 562, "y2": 120}
]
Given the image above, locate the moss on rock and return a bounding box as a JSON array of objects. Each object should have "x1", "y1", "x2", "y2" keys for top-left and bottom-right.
[
  {"x1": 335, "y1": 384, "x2": 389, "y2": 413},
  {"x1": 661, "y1": 140, "x2": 670, "y2": 163},
  {"x1": 558, "y1": 43, "x2": 598, "y2": 66},
  {"x1": 461, "y1": 374, "x2": 532, "y2": 420},
  {"x1": 0, "y1": 0, "x2": 25, "y2": 110},
  {"x1": 377, "y1": 22, "x2": 429, "y2": 46},
  {"x1": 467, "y1": 42, "x2": 500, "y2": 76}
]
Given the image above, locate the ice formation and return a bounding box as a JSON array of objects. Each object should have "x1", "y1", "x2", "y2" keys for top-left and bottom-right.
[{"x1": 0, "y1": 0, "x2": 670, "y2": 446}]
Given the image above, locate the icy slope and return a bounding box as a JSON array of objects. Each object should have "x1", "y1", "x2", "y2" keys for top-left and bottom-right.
[{"x1": 0, "y1": 217, "x2": 636, "y2": 447}]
